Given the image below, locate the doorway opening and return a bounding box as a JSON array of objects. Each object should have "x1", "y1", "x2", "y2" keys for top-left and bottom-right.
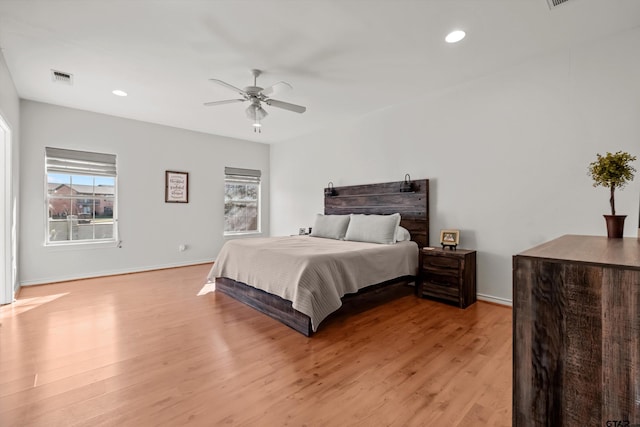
[{"x1": 0, "y1": 114, "x2": 14, "y2": 305}]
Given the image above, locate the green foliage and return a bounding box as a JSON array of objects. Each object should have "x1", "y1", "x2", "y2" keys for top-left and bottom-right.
[
  {"x1": 588, "y1": 151, "x2": 636, "y2": 189},
  {"x1": 588, "y1": 151, "x2": 636, "y2": 215}
]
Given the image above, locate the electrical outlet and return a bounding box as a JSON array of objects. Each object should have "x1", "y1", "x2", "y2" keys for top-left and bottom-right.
[{"x1": 178, "y1": 244, "x2": 186, "y2": 252}]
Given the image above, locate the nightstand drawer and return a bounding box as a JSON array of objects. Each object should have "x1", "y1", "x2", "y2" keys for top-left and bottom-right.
[
  {"x1": 422, "y1": 256, "x2": 460, "y2": 276},
  {"x1": 422, "y1": 272, "x2": 458, "y2": 288},
  {"x1": 421, "y1": 281, "x2": 460, "y2": 300}
]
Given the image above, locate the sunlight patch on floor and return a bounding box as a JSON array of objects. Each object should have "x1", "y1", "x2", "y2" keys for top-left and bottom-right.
[
  {"x1": 0, "y1": 292, "x2": 69, "y2": 317},
  {"x1": 197, "y1": 281, "x2": 215, "y2": 296}
]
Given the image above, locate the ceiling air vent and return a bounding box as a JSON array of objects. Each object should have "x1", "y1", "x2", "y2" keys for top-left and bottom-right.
[
  {"x1": 546, "y1": 0, "x2": 571, "y2": 9},
  {"x1": 51, "y1": 69, "x2": 73, "y2": 85}
]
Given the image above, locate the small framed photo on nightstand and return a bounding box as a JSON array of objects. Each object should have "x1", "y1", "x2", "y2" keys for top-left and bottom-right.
[{"x1": 440, "y1": 229, "x2": 460, "y2": 250}]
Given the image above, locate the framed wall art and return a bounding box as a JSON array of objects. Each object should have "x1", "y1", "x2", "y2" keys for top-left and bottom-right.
[{"x1": 165, "y1": 170, "x2": 189, "y2": 203}]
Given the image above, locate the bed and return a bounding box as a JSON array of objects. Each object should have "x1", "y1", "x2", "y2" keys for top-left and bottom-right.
[{"x1": 208, "y1": 179, "x2": 429, "y2": 336}]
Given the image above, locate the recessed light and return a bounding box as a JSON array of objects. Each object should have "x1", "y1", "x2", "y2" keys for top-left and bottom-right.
[
  {"x1": 445, "y1": 30, "x2": 466, "y2": 43},
  {"x1": 112, "y1": 89, "x2": 127, "y2": 97}
]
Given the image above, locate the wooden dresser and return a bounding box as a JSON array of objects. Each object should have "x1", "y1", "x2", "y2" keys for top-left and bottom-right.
[
  {"x1": 513, "y1": 235, "x2": 640, "y2": 426},
  {"x1": 418, "y1": 247, "x2": 476, "y2": 308}
]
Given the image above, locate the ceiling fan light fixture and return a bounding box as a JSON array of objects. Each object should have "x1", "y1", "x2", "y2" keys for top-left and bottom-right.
[
  {"x1": 245, "y1": 104, "x2": 257, "y2": 120},
  {"x1": 245, "y1": 103, "x2": 268, "y2": 121}
]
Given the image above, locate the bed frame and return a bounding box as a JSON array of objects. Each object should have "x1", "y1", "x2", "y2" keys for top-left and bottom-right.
[{"x1": 215, "y1": 179, "x2": 429, "y2": 336}]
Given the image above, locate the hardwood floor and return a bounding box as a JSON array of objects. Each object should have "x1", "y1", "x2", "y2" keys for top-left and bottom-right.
[{"x1": 0, "y1": 264, "x2": 512, "y2": 426}]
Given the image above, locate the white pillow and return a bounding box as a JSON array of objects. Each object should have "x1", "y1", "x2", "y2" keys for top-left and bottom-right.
[
  {"x1": 344, "y1": 213, "x2": 401, "y2": 244},
  {"x1": 396, "y1": 226, "x2": 411, "y2": 242},
  {"x1": 310, "y1": 214, "x2": 350, "y2": 240}
]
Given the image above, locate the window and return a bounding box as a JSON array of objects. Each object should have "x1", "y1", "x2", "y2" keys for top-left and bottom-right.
[
  {"x1": 224, "y1": 167, "x2": 261, "y2": 235},
  {"x1": 45, "y1": 147, "x2": 117, "y2": 245}
]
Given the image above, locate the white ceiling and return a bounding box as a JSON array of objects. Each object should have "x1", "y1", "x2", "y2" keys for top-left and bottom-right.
[{"x1": 1, "y1": 0, "x2": 639, "y2": 144}]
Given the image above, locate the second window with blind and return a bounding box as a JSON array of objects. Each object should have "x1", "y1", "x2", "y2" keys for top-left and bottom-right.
[
  {"x1": 224, "y1": 167, "x2": 261, "y2": 236},
  {"x1": 45, "y1": 147, "x2": 117, "y2": 245}
]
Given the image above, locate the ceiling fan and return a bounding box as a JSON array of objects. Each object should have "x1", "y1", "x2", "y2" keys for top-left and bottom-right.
[{"x1": 204, "y1": 69, "x2": 307, "y2": 133}]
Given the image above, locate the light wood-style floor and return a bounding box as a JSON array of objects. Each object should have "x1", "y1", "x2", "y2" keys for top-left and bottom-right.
[{"x1": 0, "y1": 264, "x2": 512, "y2": 426}]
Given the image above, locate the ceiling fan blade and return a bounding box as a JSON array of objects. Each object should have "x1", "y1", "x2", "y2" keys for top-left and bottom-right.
[
  {"x1": 203, "y1": 99, "x2": 245, "y2": 107},
  {"x1": 208, "y1": 79, "x2": 247, "y2": 97},
  {"x1": 260, "y1": 81, "x2": 292, "y2": 97},
  {"x1": 265, "y1": 99, "x2": 307, "y2": 114}
]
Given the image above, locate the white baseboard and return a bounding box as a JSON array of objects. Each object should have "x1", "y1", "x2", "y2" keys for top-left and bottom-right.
[
  {"x1": 20, "y1": 266, "x2": 515, "y2": 310},
  {"x1": 19, "y1": 258, "x2": 215, "y2": 287},
  {"x1": 477, "y1": 293, "x2": 512, "y2": 307}
]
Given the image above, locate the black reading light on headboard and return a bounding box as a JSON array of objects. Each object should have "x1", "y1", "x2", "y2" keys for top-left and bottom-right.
[
  {"x1": 325, "y1": 181, "x2": 337, "y2": 197},
  {"x1": 400, "y1": 174, "x2": 414, "y2": 192}
]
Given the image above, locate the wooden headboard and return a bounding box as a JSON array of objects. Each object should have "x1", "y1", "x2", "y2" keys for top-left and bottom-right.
[{"x1": 324, "y1": 179, "x2": 429, "y2": 248}]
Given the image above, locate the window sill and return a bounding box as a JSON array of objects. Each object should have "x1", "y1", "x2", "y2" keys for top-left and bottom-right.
[
  {"x1": 223, "y1": 232, "x2": 262, "y2": 239},
  {"x1": 44, "y1": 240, "x2": 120, "y2": 251}
]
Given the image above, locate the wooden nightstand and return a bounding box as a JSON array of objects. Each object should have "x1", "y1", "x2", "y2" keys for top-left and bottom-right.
[{"x1": 417, "y1": 247, "x2": 477, "y2": 308}]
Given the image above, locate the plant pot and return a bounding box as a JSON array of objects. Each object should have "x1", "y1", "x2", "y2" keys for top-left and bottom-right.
[{"x1": 603, "y1": 215, "x2": 626, "y2": 238}]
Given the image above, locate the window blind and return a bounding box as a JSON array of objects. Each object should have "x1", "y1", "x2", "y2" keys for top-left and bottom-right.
[
  {"x1": 225, "y1": 167, "x2": 261, "y2": 183},
  {"x1": 46, "y1": 147, "x2": 117, "y2": 177}
]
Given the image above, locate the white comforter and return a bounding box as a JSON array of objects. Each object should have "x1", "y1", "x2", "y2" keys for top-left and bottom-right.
[{"x1": 207, "y1": 235, "x2": 419, "y2": 331}]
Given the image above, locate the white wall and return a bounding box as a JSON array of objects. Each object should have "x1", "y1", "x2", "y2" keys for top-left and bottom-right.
[
  {"x1": 0, "y1": 50, "x2": 20, "y2": 302},
  {"x1": 271, "y1": 29, "x2": 640, "y2": 304},
  {"x1": 20, "y1": 101, "x2": 269, "y2": 285}
]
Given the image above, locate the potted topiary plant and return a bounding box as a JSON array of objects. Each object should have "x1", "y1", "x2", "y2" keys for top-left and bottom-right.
[{"x1": 588, "y1": 151, "x2": 636, "y2": 238}]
